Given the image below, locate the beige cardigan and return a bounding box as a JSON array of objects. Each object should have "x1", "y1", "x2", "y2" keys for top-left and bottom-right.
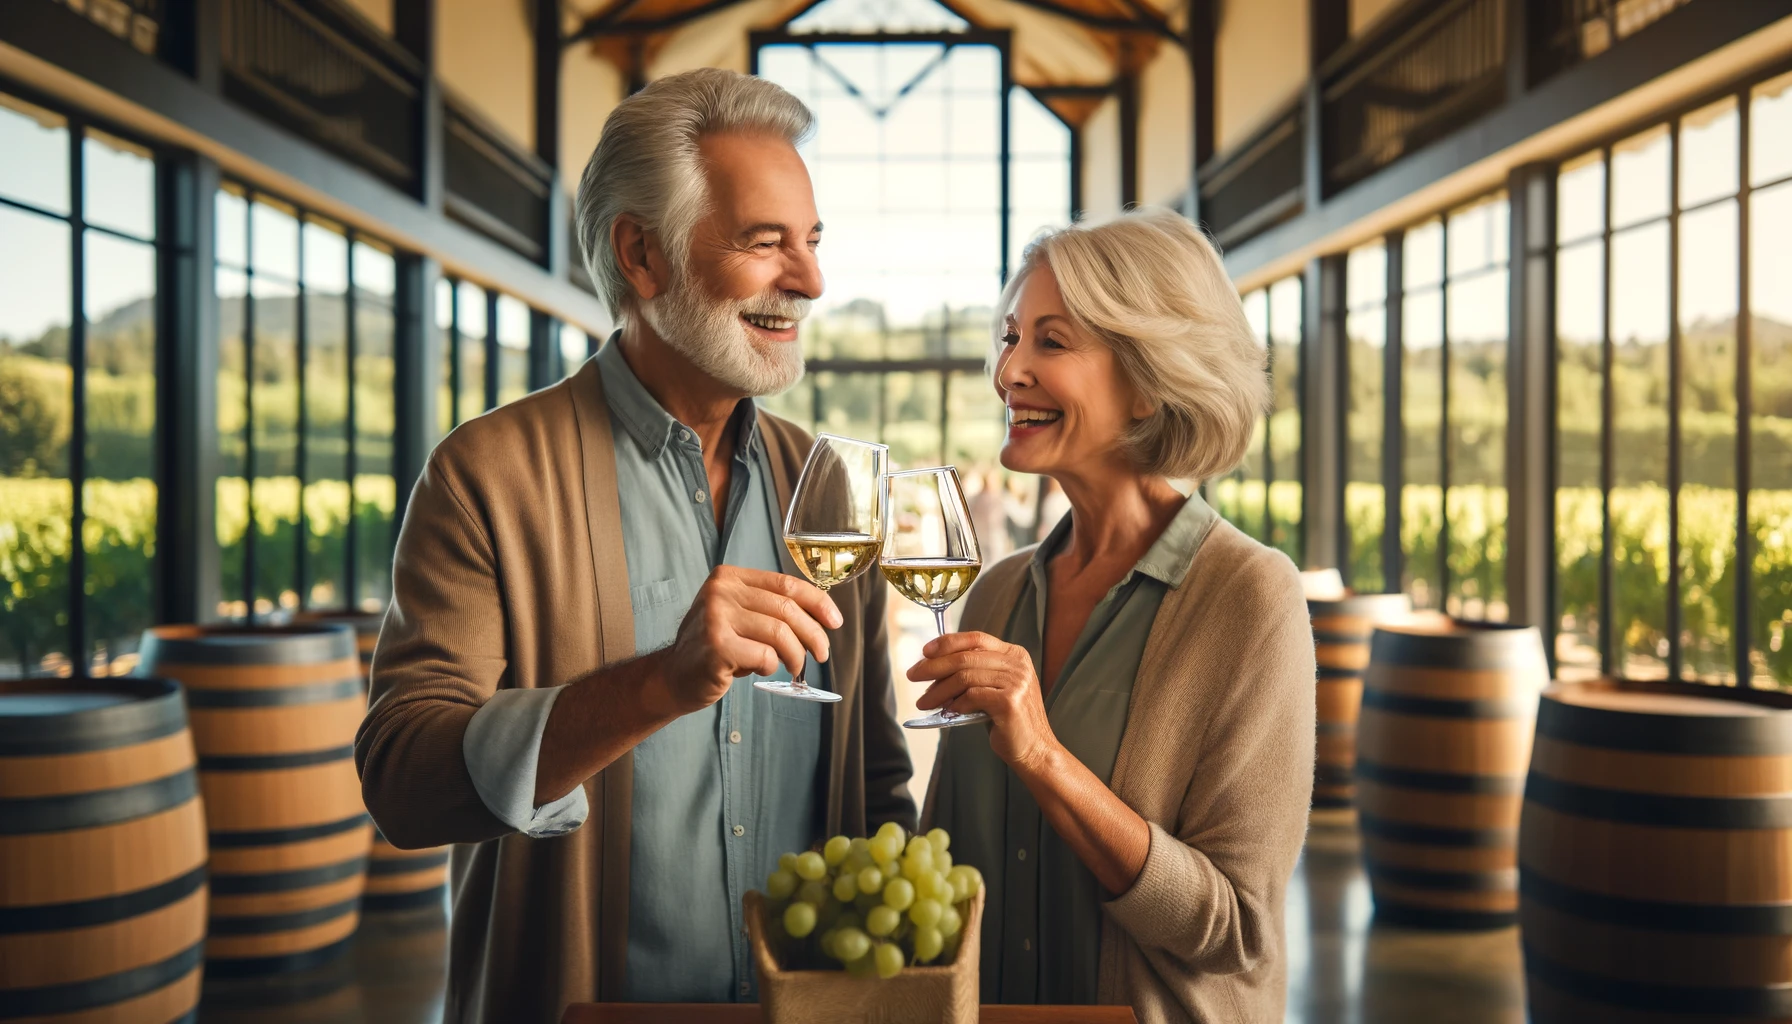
[
  {"x1": 927, "y1": 518, "x2": 1315, "y2": 1024},
  {"x1": 355, "y1": 358, "x2": 916, "y2": 1024}
]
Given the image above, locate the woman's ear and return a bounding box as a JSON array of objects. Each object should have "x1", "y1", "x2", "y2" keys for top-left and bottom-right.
[
  {"x1": 612, "y1": 214, "x2": 667, "y2": 304},
  {"x1": 1130, "y1": 389, "x2": 1157, "y2": 421}
]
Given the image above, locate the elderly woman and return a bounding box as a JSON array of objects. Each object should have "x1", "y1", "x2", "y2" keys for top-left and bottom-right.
[{"x1": 914, "y1": 208, "x2": 1315, "y2": 1023}]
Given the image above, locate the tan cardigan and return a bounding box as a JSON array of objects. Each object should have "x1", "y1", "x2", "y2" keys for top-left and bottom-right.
[
  {"x1": 355, "y1": 358, "x2": 916, "y2": 1024},
  {"x1": 928, "y1": 519, "x2": 1315, "y2": 1024}
]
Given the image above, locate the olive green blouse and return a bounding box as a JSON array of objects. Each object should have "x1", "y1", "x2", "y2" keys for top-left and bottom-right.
[{"x1": 931, "y1": 493, "x2": 1218, "y2": 1004}]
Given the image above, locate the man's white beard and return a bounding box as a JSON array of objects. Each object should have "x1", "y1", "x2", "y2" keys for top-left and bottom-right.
[{"x1": 640, "y1": 274, "x2": 808, "y2": 397}]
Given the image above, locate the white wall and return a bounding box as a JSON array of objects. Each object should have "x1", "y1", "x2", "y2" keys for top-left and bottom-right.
[
  {"x1": 1137, "y1": 43, "x2": 1192, "y2": 206},
  {"x1": 1081, "y1": 93, "x2": 1124, "y2": 220},
  {"x1": 1215, "y1": 0, "x2": 1308, "y2": 152},
  {"x1": 560, "y1": 45, "x2": 626, "y2": 193},
  {"x1": 437, "y1": 0, "x2": 536, "y2": 150}
]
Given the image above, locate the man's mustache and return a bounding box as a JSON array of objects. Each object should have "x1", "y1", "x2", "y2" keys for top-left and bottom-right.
[{"x1": 735, "y1": 291, "x2": 812, "y2": 322}]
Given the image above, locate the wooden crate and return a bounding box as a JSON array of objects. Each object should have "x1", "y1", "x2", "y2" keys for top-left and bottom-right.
[{"x1": 744, "y1": 889, "x2": 984, "y2": 1024}]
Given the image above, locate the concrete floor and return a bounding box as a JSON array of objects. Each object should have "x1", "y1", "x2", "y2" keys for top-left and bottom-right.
[{"x1": 195, "y1": 810, "x2": 1528, "y2": 1023}]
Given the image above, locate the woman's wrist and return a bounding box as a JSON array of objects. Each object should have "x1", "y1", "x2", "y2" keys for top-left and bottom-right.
[{"x1": 1008, "y1": 732, "x2": 1068, "y2": 785}]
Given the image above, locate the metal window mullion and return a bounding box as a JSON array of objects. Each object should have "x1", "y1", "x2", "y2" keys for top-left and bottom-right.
[
  {"x1": 448, "y1": 277, "x2": 460, "y2": 426},
  {"x1": 1384, "y1": 230, "x2": 1406, "y2": 595},
  {"x1": 485, "y1": 288, "x2": 499, "y2": 411},
  {"x1": 1438, "y1": 219, "x2": 1452, "y2": 610},
  {"x1": 1737, "y1": 92, "x2": 1754, "y2": 687},
  {"x1": 344, "y1": 236, "x2": 359, "y2": 610},
  {"x1": 69, "y1": 123, "x2": 87, "y2": 667},
  {"x1": 295, "y1": 218, "x2": 309, "y2": 611},
  {"x1": 1666, "y1": 122, "x2": 1683, "y2": 680},
  {"x1": 1599, "y1": 148, "x2": 1616, "y2": 676},
  {"x1": 243, "y1": 193, "x2": 257, "y2": 616},
  {"x1": 999, "y1": 39, "x2": 1012, "y2": 285}
]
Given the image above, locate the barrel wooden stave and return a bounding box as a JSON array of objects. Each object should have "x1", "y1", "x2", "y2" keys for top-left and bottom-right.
[
  {"x1": 0, "y1": 677, "x2": 208, "y2": 1023},
  {"x1": 1522, "y1": 680, "x2": 1792, "y2": 1023},
  {"x1": 1357, "y1": 619, "x2": 1545, "y2": 930},
  {"x1": 141, "y1": 624, "x2": 372, "y2": 974},
  {"x1": 1307, "y1": 592, "x2": 1413, "y2": 809}
]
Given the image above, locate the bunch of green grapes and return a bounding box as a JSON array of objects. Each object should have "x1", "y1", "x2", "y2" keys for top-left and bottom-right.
[{"x1": 761, "y1": 822, "x2": 984, "y2": 979}]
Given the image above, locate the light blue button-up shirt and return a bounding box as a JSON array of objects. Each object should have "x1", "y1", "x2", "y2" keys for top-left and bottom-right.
[{"x1": 461, "y1": 339, "x2": 824, "y2": 1002}]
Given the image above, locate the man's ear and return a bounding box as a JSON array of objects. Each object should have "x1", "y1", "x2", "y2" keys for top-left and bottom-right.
[{"x1": 612, "y1": 214, "x2": 667, "y2": 304}]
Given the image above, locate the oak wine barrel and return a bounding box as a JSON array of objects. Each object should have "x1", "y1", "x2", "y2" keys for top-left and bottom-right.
[
  {"x1": 1308, "y1": 592, "x2": 1412, "y2": 808},
  {"x1": 140, "y1": 624, "x2": 372, "y2": 975},
  {"x1": 0, "y1": 676, "x2": 207, "y2": 1023},
  {"x1": 1521, "y1": 680, "x2": 1792, "y2": 1022},
  {"x1": 296, "y1": 610, "x2": 451, "y2": 914},
  {"x1": 1356, "y1": 619, "x2": 1547, "y2": 929}
]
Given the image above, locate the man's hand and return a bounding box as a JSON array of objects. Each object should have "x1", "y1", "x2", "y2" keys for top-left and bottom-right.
[{"x1": 652, "y1": 565, "x2": 844, "y2": 716}]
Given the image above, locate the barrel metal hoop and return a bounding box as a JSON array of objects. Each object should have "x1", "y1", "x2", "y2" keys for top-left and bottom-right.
[
  {"x1": 368, "y1": 851, "x2": 451, "y2": 876},
  {"x1": 0, "y1": 864, "x2": 206, "y2": 934},
  {"x1": 0, "y1": 771, "x2": 198, "y2": 835},
  {"x1": 1366, "y1": 859, "x2": 1517, "y2": 892},
  {"x1": 182, "y1": 678, "x2": 364, "y2": 709},
  {"x1": 1356, "y1": 759, "x2": 1525, "y2": 794},
  {"x1": 1372, "y1": 900, "x2": 1517, "y2": 930},
  {"x1": 1524, "y1": 773, "x2": 1792, "y2": 829},
  {"x1": 1536, "y1": 694, "x2": 1792, "y2": 756},
  {"x1": 1370, "y1": 626, "x2": 1546, "y2": 671},
  {"x1": 1358, "y1": 811, "x2": 1515, "y2": 848},
  {"x1": 140, "y1": 625, "x2": 357, "y2": 665},
  {"x1": 1520, "y1": 869, "x2": 1792, "y2": 934},
  {"x1": 203, "y1": 934, "x2": 356, "y2": 977},
  {"x1": 208, "y1": 813, "x2": 371, "y2": 848},
  {"x1": 1315, "y1": 721, "x2": 1355, "y2": 736},
  {"x1": 210, "y1": 858, "x2": 369, "y2": 895},
  {"x1": 1362, "y1": 689, "x2": 1538, "y2": 720},
  {"x1": 363, "y1": 886, "x2": 448, "y2": 911},
  {"x1": 0, "y1": 679, "x2": 186, "y2": 757},
  {"x1": 208, "y1": 896, "x2": 361, "y2": 935},
  {"x1": 1314, "y1": 631, "x2": 1371, "y2": 645},
  {"x1": 1317, "y1": 666, "x2": 1364, "y2": 680},
  {"x1": 199, "y1": 746, "x2": 356, "y2": 771},
  {"x1": 1523, "y1": 940, "x2": 1792, "y2": 1015},
  {"x1": 0, "y1": 940, "x2": 201, "y2": 1016}
]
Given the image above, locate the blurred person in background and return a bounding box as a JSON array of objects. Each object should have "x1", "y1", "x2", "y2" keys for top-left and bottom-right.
[{"x1": 915, "y1": 208, "x2": 1315, "y2": 1023}]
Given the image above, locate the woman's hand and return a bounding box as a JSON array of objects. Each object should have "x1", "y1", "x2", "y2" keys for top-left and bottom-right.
[{"x1": 907, "y1": 632, "x2": 1058, "y2": 770}]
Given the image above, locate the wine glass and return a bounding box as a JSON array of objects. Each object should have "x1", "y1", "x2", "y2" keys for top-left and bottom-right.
[
  {"x1": 880, "y1": 467, "x2": 987, "y2": 730},
  {"x1": 759, "y1": 433, "x2": 888, "y2": 703}
]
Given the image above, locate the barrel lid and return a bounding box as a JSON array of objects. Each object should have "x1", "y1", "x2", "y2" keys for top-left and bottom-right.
[
  {"x1": 1538, "y1": 680, "x2": 1792, "y2": 755},
  {"x1": 0, "y1": 676, "x2": 186, "y2": 756},
  {"x1": 140, "y1": 623, "x2": 358, "y2": 665},
  {"x1": 1370, "y1": 617, "x2": 1547, "y2": 671},
  {"x1": 1308, "y1": 592, "x2": 1414, "y2": 619}
]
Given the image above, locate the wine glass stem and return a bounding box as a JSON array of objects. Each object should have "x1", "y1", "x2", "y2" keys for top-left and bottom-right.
[{"x1": 933, "y1": 607, "x2": 948, "y2": 637}]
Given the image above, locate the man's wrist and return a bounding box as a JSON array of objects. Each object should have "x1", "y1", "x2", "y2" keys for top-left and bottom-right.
[
  {"x1": 630, "y1": 650, "x2": 683, "y2": 723},
  {"x1": 1010, "y1": 734, "x2": 1067, "y2": 784}
]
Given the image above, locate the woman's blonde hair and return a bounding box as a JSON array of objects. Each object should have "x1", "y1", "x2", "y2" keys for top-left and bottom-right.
[{"x1": 996, "y1": 207, "x2": 1271, "y2": 481}]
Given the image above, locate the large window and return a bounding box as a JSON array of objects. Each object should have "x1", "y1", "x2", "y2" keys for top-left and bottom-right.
[
  {"x1": 0, "y1": 91, "x2": 157, "y2": 677},
  {"x1": 434, "y1": 276, "x2": 556, "y2": 434},
  {"x1": 1345, "y1": 242, "x2": 1387, "y2": 592},
  {"x1": 215, "y1": 183, "x2": 399, "y2": 618},
  {"x1": 1556, "y1": 71, "x2": 1792, "y2": 689},
  {"x1": 753, "y1": 0, "x2": 1074, "y2": 563},
  {"x1": 1217, "y1": 277, "x2": 1302, "y2": 563}
]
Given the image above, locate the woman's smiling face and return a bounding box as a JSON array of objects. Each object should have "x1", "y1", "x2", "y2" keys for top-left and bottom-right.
[{"x1": 994, "y1": 263, "x2": 1150, "y2": 479}]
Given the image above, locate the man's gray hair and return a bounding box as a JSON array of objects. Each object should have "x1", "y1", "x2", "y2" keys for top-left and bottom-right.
[{"x1": 575, "y1": 68, "x2": 815, "y2": 320}]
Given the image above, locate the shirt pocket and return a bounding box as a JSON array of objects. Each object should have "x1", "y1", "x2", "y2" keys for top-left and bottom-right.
[{"x1": 629, "y1": 578, "x2": 686, "y2": 649}]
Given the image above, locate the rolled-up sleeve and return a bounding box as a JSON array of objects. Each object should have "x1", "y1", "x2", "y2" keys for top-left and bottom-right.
[{"x1": 463, "y1": 686, "x2": 589, "y2": 837}]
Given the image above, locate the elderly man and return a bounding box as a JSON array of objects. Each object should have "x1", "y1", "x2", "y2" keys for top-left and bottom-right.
[{"x1": 357, "y1": 68, "x2": 915, "y2": 1024}]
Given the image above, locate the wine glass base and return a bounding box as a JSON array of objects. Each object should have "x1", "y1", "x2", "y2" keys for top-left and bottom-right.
[
  {"x1": 903, "y1": 709, "x2": 990, "y2": 730},
  {"x1": 754, "y1": 679, "x2": 844, "y2": 703}
]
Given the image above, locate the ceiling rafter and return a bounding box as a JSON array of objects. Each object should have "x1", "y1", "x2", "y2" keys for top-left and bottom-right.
[{"x1": 567, "y1": 0, "x2": 1181, "y2": 46}]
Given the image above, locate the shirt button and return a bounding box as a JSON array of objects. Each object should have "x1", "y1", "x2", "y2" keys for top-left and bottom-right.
[
  {"x1": 733, "y1": 824, "x2": 746, "y2": 837},
  {"x1": 729, "y1": 730, "x2": 742, "y2": 744},
  {"x1": 1017, "y1": 848, "x2": 1027, "y2": 861},
  {"x1": 682, "y1": 429, "x2": 693, "y2": 442},
  {"x1": 1023, "y1": 938, "x2": 1032, "y2": 951},
  {"x1": 695, "y1": 489, "x2": 707, "y2": 504},
  {"x1": 739, "y1": 982, "x2": 750, "y2": 996}
]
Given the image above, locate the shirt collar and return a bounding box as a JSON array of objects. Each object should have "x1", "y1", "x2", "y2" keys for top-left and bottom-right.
[
  {"x1": 595, "y1": 332, "x2": 763, "y2": 461},
  {"x1": 1030, "y1": 488, "x2": 1218, "y2": 590}
]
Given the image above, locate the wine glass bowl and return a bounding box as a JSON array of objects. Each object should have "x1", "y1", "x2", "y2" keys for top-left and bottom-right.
[
  {"x1": 880, "y1": 467, "x2": 988, "y2": 730},
  {"x1": 763, "y1": 433, "x2": 888, "y2": 703}
]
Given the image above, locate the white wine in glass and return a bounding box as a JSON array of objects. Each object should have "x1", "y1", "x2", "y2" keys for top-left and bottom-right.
[
  {"x1": 761, "y1": 433, "x2": 888, "y2": 703},
  {"x1": 880, "y1": 466, "x2": 987, "y2": 730}
]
